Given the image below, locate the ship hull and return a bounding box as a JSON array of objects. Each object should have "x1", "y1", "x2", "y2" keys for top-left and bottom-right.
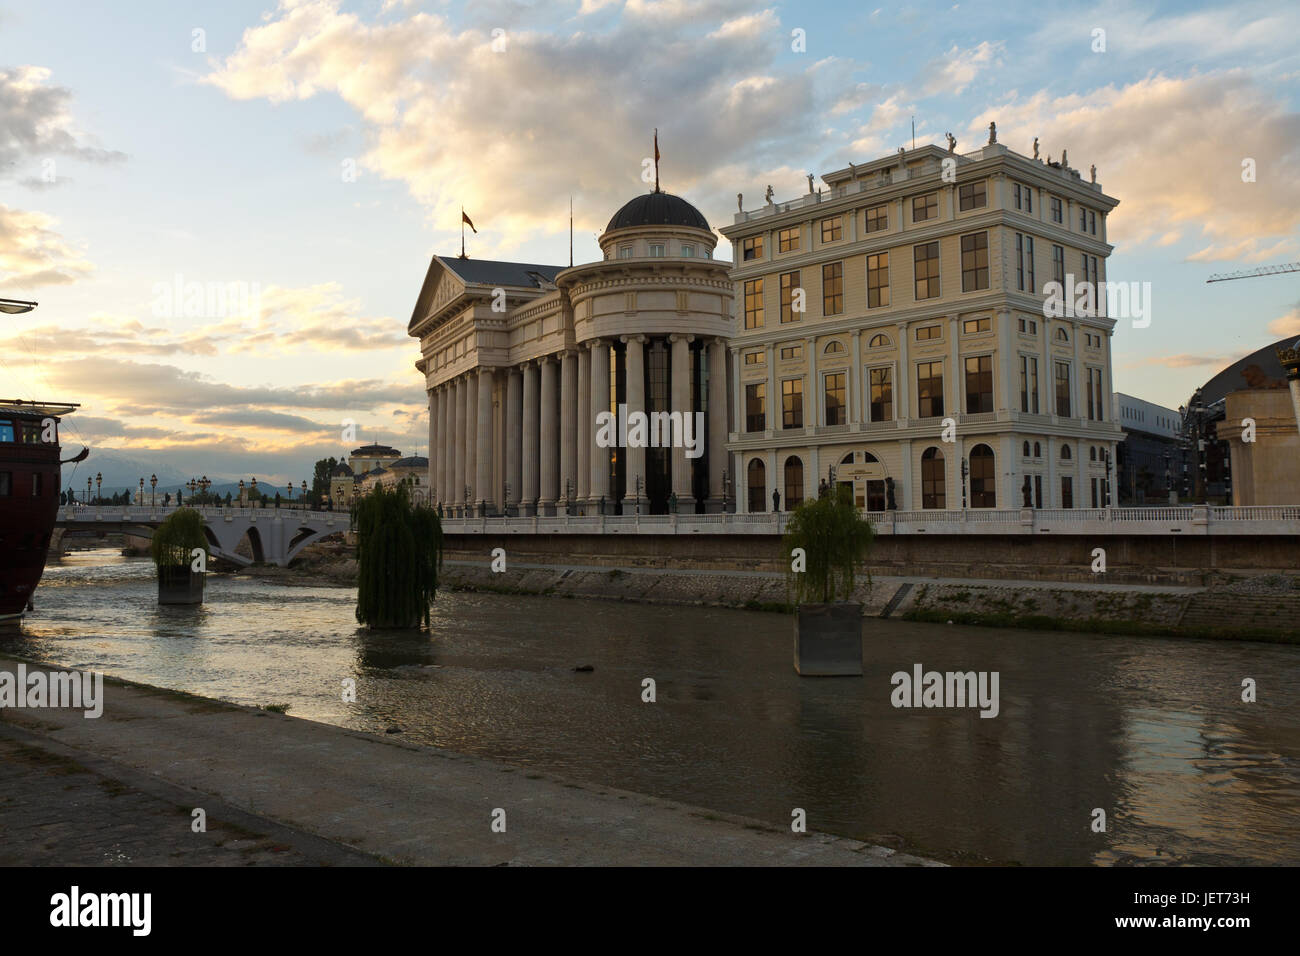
[{"x1": 1, "y1": 407, "x2": 69, "y2": 618}]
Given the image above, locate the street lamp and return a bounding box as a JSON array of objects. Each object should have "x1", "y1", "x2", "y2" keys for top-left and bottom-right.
[
  {"x1": 95, "y1": 472, "x2": 102, "y2": 504},
  {"x1": 86, "y1": 476, "x2": 92, "y2": 505},
  {"x1": 139, "y1": 477, "x2": 145, "y2": 505},
  {"x1": 150, "y1": 473, "x2": 157, "y2": 507},
  {"x1": 250, "y1": 477, "x2": 258, "y2": 505},
  {"x1": 238, "y1": 479, "x2": 245, "y2": 506}
]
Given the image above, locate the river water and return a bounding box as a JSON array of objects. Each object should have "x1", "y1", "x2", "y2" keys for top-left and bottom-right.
[{"x1": 6, "y1": 549, "x2": 1299, "y2": 865}]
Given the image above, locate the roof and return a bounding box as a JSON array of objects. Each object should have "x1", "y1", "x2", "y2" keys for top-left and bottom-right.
[
  {"x1": 1193, "y1": 336, "x2": 1294, "y2": 407},
  {"x1": 438, "y1": 257, "x2": 565, "y2": 289},
  {"x1": 350, "y1": 444, "x2": 401, "y2": 457},
  {"x1": 606, "y1": 192, "x2": 710, "y2": 232},
  {"x1": 391, "y1": 456, "x2": 429, "y2": 468},
  {"x1": 332, "y1": 463, "x2": 354, "y2": 477}
]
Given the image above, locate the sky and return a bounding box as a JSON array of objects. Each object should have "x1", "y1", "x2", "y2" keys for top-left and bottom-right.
[{"x1": 1, "y1": 0, "x2": 1298, "y2": 487}]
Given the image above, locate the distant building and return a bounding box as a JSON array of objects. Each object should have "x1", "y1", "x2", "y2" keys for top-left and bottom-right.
[
  {"x1": 348, "y1": 443, "x2": 401, "y2": 476},
  {"x1": 357, "y1": 456, "x2": 430, "y2": 502},
  {"x1": 1112, "y1": 392, "x2": 1188, "y2": 505},
  {"x1": 329, "y1": 461, "x2": 355, "y2": 508}
]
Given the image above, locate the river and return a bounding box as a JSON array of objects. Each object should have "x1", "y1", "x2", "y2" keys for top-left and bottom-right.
[{"x1": 6, "y1": 548, "x2": 1299, "y2": 865}]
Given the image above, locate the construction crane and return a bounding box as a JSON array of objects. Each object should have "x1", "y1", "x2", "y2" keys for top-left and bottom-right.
[{"x1": 1205, "y1": 261, "x2": 1300, "y2": 283}]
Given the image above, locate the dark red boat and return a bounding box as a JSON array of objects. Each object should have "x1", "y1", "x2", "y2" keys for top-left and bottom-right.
[{"x1": 0, "y1": 399, "x2": 82, "y2": 620}]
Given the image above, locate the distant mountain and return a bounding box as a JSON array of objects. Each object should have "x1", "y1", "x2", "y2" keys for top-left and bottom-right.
[{"x1": 60, "y1": 449, "x2": 228, "y2": 499}]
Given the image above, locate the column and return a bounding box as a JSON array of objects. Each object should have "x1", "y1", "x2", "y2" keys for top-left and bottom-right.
[
  {"x1": 623, "y1": 336, "x2": 646, "y2": 511},
  {"x1": 505, "y1": 367, "x2": 522, "y2": 513},
  {"x1": 539, "y1": 355, "x2": 559, "y2": 515},
  {"x1": 439, "y1": 384, "x2": 450, "y2": 506},
  {"x1": 669, "y1": 334, "x2": 694, "y2": 512},
  {"x1": 522, "y1": 361, "x2": 540, "y2": 515},
  {"x1": 1071, "y1": 318, "x2": 1083, "y2": 421},
  {"x1": 900, "y1": 438, "x2": 914, "y2": 510},
  {"x1": 453, "y1": 376, "x2": 467, "y2": 514},
  {"x1": 707, "y1": 337, "x2": 728, "y2": 511},
  {"x1": 731, "y1": 348, "x2": 742, "y2": 433},
  {"x1": 577, "y1": 346, "x2": 591, "y2": 505},
  {"x1": 427, "y1": 389, "x2": 438, "y2": 501},
  {"x1": 466, "y1": 371, "x2": 478, "y2": 512},
  {"x1": 806, "y1": 335, "x2": 819, "y2": 432},
  {"x1": 897, "y1": 321, "x2": 910, "y2": 425},
  {"x1": 560, "y1": 351, "x2": 578, "y2": 512},
  {"x1": 765, "y1": 342, "x2": 776, "y2": 435},
  {"x1": 996, "y1": 307, "x2": 1013, "y2": 413},
  {"x1": 476, "y1": 368, "x2": 493, "y2": 514},
  {"x1": 949, "y1": 314, "x2": 961, "y2": 419},
  {"x1": 589, "y1": 340, "x2": 610, "y2": 510},
  {"x1": 849, "y1": 329, "x2": 861, "y2": 425}
]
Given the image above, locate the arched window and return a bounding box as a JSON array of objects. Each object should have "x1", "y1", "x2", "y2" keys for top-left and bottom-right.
[
  {"x1": 841, "y1": 452, "x2": 855, "y2": 466},
  {"x1": 1089, "y1": 446, "x2": 1097, "y2": 461},
  {"x1": 969, "y1": 444, "x2": 995, "y2": 508},
  {"x1": 1056, "y1": 327, "x2": 1069, "y2": 342},
  {"x1": 747, "y1": 458, "x2": 766, "y2": 513},
  {"x1": 1061, "y1": 444, "x2": 1072, "y2": 460},
  {"x1": 921, "y1": 447, "x2": 945, "y2": 509},
  {"x1": 1022, "y1": 440, "x2": 1031, "y2": 457},
  {"x1": 868, "y1": 333, "x2": 891, "y2": 348},
  {"x1": 784, "y1": 457, "x2": 804, "y2": 509},
  {"x1": 824, "y1": 340, "x2": 846, "y2": 354},
  {"x1": 863, "y1": 451, "x2": 879, "y2": 463},
  {"x1": 1033, "y1": 441, "x2": 1042, "y2": 458}
]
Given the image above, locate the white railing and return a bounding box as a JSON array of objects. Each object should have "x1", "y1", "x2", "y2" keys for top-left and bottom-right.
[{"x1": 58, "y1": 504, "x2": 344, "y2": 524}]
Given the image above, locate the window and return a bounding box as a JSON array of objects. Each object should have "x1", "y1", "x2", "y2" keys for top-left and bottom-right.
[
  {"x1": 917, "y1": 361, "x2": 944, "y2": 417},
  {"x1": 822, "y1": 262, "x2": 843, "y2": 315},
  {"x1": 681, "y1": 243, "x2": 696, "y2": 257},
  {"x1": 958, "y1": 181, "x2": 987, "y2": 211},
  {"x1": 784, "y1": 457, "x2": 804, "y2": 509},
  {"x1": 1020, "y1": 355, "x2": 1039, "y2": 413},
  {"x1": 1034, "y1": 441, "x2": 1042, "y2": 458},
  {"x1": 1016, "y1": 234, "x2": 1035, "y2": 292},
  {"x1": 865, "y1": 204, "x2": 888, "y2": 233},
  {"x1": 0, "y1": 471, "x2": 10, "y2": 495},
  {"x1": 820, "y1": 216, "x2": 842, "y2": 243},
  {"x1": 1055, "y1": 361, "x2": 1072, "y2": 417},
  {"x1": 824, "y1": 340, "x2": 845, "y2": 354},
  {"x1": 969, "y1": 445, "x2": 995, "y2": 508},
  {"x1": 1091, "y1": 477, "x2": 1100, "y2": 508},
  {"x1": 778, "y1": 227, "x2": 800, "y2": 253},
  {"x1": 1055, "y1": 327, "x2": 1069, "y2": 343},
  {"x1": 779, "y1": 344, "x2": 803, "y2": 360},
  {"x1": 1090, "y1": 446, "x2": 1098, "y2": 461},
  {"x1": 1018, "y1": 317, "x2": 1038, "y2": 334},
  {"x1": 921, "y1": 447, "x2": 945, "y2": 509},
  {"x1": 867, "y1": 252, "x2": 890, "y2": 308},
  {"x1": 916, "y1": 324, "x2": 940, "y2": 341},
  {"x1": 744, "y1": 351, "x2": 764, "y2": 365},
  {"x1": 782, "y1": 379, "x2": 804, "y2": 429},
  {"x1": 1080, "y1": 206, "x2": 1088, "y2": 231},
  {"x1": 1087, "y1": 367, "x2": 1103, "y2": 421},
  {"x1": 742, "y1": 236, "x2": 764, "y2": 261},
  {"x1": 744, "y1": 278, "x2": 765, "y2": 329},
  {"x1": 780, "y1": 271, "x2": 801, "y2": 323},
  {"x1": 649, "y1": 243, "x2": 665, "y2": 257},
  {"x1": 914, "y1": 242, "x2": 940, "y2": 299},
  {"x1": 965, "y1": 355, "x2": 993, "y2": 413},
  {"x1": 1089, "y1": 211, "x2": 1097, "y2": 235},
  {"x1": 1023, "y1": 441, "x2": 1031, "y2": 457},
  {"x1": 869, "y1": 367, "x2": 893, "y2": 422},
  {"x1": 618, "y1": 245, "x2": 633, "y2": 259},
  {"x1": 702, "y1": 247, "x2": 711, "y2": 259},
  {"x1": 747, "y1": 459, "x2": 766, "y2": 512},
  {"x1": 912, "y1": 193, "x2": 938, "y2": 222},
  {"x1": 1050, "y1": 197, "x2": 1063, "y2": 223},
  {"x1": 1052, "y1": 244, "x2": 1065, "y2": 284},
  {"x1": 868, "y1": 333, "x2": 891, "y2": 348},
  {"x1": 963, "y1": 317, "x2": 991, "y2": 334},
  {"x1": 1035, "y1": 474, "x2": 1043, "y2": 508},
  {"x1": 1061, "y1": 476, "x2": 1073, "y2": 509},
  {"x1": 0, "y1": 420, "x2": 12, "y2": 442},
  {"x1": 961, "y1": 232, "x2": 989, "y2": 291},
  {"x1": 1013, "y1": 183, "x2": 1033, "y2": 213},
  {"x1": 1061, "y1": 444, "x2": 1072, "y2": 461},
  {"x1": 745, "y1": 383, "x2": 766, "y2": 431},
  {"x1": 824, "y1": 372, "x2": 846, "y2": 425}
]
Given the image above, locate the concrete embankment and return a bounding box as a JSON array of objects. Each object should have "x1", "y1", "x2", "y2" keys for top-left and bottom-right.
[{"x1": 0, "y1": 658, "x2": 937, "y2": 867}]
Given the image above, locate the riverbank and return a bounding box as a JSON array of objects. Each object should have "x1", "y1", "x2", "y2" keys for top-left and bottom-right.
[{"x1": 0, "y1": 657, "x2": 939, "y2": 866}]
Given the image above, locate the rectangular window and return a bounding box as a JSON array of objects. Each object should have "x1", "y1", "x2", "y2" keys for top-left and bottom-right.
[
  {"x1": 963, "y1": 316, "x2": 991, "y2": 334},
  {"x1": 916, "y1": 324, "x2": 941, "y2": 341},
  {"x1": 1089, "y1": 211, "x2": 1096, "y2": 235},
  {"x1": 917, "y1": 361, "x2": 944, "y2": 418},
  {"x1": 1087, "y1": 367, "x2": 1104, "y2": 421},
  {"x1": 1020, "y1": 355, "x2": 1039, "y2": 413},
  {"x1": 912, "y1": 193, "x2": 938, "y2": 222},
  {"x1": 745, "y1": 383, "x2": 766, "y2": 432},
  {"x1": 865, "y1": 204, "x2": 888, "y2": 233},
  {"x1": 0, "y1": 420, "x2": 12, "y2": 442},
  {"x1": 961, "y1": 232, "x2": 989, "y2": 291},
  {"x1": 1092, "y1": 478, "x2": 1100, "y2": 509},
  {"x1": 1025, "y1": 236, "x2": 1035, "y2": 292},
  {"x1": 31, "y1": 472, "x2": 42, "y2": 496},
  {"x1": 964, "y1": 355, "x2": 993, "y2": 413},
  {"x1": 1035, "y1": 474, "x2": 1043, "y2": 509},
  {"x1": 780, "y1": 271, "x2": 800, "y2": 323},
  {"x1": 0, "y1": 471, "x2": 10, "y2": 496},
  {"x1": 823, "y1": 372, "x2": 846, "y2": 426},
  {"x1": 680, "y1": 243, "x2": 695, "y2": 257},
  {"x1": 778, "y1": 227, "x2": 800, "y2": 253},
  {"x1": 820, "y1": 216, "x2": 842, "y2": 243},
  {"x1": 1052, "y1": 244, "x2": 1065, "y2": 284},
  {"x1": 1050, "y1": 197, "x2": 1063, "y2": 223},
  {"x1": 913, "y1": 241, "x2": 940, "y2": 299},
  {"x1": 1055, "y1": 361, "x2": 1072, "y2": 417},
  {"x1": 822, "y1": 262, "x2": 843, "y2": 315},
  {"x1": 958, "y1": 181, "x2": 987, "y2": 211},
  {"x1": 1080, "y1": 206, "x2": 1088, "y2": 231},
  {"x1": 867, "y1": 252, "x2": 890, "y2": 308},
  {"x1": 1013, "y1": 183, "x2": 1033, "y2": 212},
  {"x1": 1061, "y1": 476, "x2": 1073, "y2": 509},
  {"x1": 742, "y1": 236, "x2": 764, "y2": 261},
  {"x1": 744, "y1": 278, "x2": 765, "y2": 329},
  {"x1": 744, "y1": 351, "x2": 764, "y2": 365},
  {"x1": 779, "y1": 344, "x2": 803, "y2": 360},
  {"x1": 782, "y1": 379, "x2": 803, "y2": 429},
  {"x1": 649, "y1": 243, "x2": 665, "y2": 257},
  {"x1": 869, "y1": 367, "x2": 893, "y2": 422},
  {"x1": 618, "y1": 245, "x2": 633, "y2": 259}
]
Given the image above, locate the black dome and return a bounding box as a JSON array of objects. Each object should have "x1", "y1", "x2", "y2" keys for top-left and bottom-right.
[{"x1": 606, "y1": 192, "x2": 710, "y2": 232}]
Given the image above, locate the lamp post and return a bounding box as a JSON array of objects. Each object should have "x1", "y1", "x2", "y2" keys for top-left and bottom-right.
[
  {"x1": 139, "y1": 477, "x2": 145, "y2": 506},
  {"x1": 633, "y1": 474, "x2": 643, "y2": 515},
  {"x1": 86, "y1": 476, "x2": 92, "y2": 505},
  {"x1": 250, "y1": 477, "x2": 258, "y2": 506},
  {"x1": 95, "y1": 472, "x2": 102, "y2": 505},
  {"x1": 200, "y1": 476, "x2": 211, "y2": 506},
  {"x1": 150, "y1": 473, "x2": 157, "y2": 508},
  {"x1": 1103, "y1": 450, "x2": 1113, "y2": 508},
  {"x1": 238, "y1": 479, "x2": 245, "y2": 506},
  {"x1": 960, "y1": 459, "x2": 969, "y2": 510}
]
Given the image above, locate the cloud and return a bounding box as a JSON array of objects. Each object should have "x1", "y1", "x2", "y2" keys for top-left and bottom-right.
[
  {"x1": 1267, "y1": 303, "x2": 1300, "y2": 338},
  {"x1": 918, "y1": 41, "x2": 1000, "y2": 97},
  {"x1": 0, "y1": 204, "x2": 94, "y2": 289},
  {"x1": 0, "y1": 65, "x2": 127, "y2": 171}
]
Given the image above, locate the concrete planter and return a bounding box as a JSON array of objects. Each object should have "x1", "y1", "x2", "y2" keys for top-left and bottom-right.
[
  {"x1": 158, "y1": 566, "x2": 204, "y2": 605},
  {"x1": 794, "y1": 602, "x2": 863, "y2": 676}
]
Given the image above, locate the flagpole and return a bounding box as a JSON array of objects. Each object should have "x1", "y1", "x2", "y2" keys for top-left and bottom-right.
[
  {"x1": 569, "y1": 196, "x2": 573, "y2": 268},
  {"x1": 461, "y1": 205, "x2": 466, "y2": 259},
  {"x1": 653, "y1": 128, "x2": 660, "y2": 194}
]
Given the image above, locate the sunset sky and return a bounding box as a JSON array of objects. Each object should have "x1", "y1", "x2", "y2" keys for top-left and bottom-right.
[{"x1": 2, "y1": 0, "x2": 1298, "y2": 486}]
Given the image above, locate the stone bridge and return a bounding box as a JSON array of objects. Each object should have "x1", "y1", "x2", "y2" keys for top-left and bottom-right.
[{"x1": 53, "y1": 505, "x2": 350, "y2": 567}]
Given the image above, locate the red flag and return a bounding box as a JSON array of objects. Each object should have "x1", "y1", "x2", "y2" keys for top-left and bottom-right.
[
  {"x1": 654, "y1": 130, "x2": 660, "y2": 163},
  {"x1": 462, "y1": 210, "x2": 477, "y2": 233}
]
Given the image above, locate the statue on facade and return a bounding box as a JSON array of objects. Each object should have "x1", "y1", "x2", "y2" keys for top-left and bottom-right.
[
  {"x1": 945, "y1": 132, "x2": 957, "y2": 153},
  {"x1": 1061, "y1": 149, "x2": 1069, "y2": 167},
  {"x1": 764, "y1": 184, "x2": 774, "y2": 204},
  {"x1": 772, "y1": 488, "x2": 781, "y2": 512},
  {"x1": 807, "y1": 173, "x2": 815, "y2": 193},
  {"x1": 988, "y1": 121, "x2": 997, "y2": 145},
  {"x1": 1032, "y1": 137, "x2": 1040, "y2": 160},
  {"x1": 1090, "y1": 164, "x2": 1097, "y2": 183},
  {"x1": 737, "y1": 192, "x2": 743, "y2": 212},
  {"x1": 886, "y1": 476, "x2": 897, "y2": 510}
]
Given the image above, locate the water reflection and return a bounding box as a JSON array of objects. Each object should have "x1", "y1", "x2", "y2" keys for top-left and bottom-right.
[{"x1": 6, "y1": 549, "x2": 1299, "y2": 865}]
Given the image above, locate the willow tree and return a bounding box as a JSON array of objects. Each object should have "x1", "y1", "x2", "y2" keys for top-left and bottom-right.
[
  {"x1": 783, "y1": 484, "x2": 875, "y2": 606},
  {"x1": 353, "y1": 483, "x2": 443, "y2": 629},
  {"x1": 150, "y1": 507, "x2": 209, "y2": 604}
]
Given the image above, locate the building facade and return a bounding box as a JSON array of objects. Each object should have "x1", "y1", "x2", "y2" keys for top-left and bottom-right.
[
  {"x1": 410, "y1": 192, "x2": 733, "y2": 516},
  {"x1": 1112, "y1": 392, "x2": 1188, "y2": 505},
  {"x1": 719, "y1": 141, "x2": 1124, "y2": 512}
]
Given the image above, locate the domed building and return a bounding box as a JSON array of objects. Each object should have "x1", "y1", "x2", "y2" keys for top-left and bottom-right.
[{"x1": 409, "y1": 190, "x2": 733, "y2": 515}]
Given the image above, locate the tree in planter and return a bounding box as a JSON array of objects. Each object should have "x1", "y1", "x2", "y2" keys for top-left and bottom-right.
[
  {"x1": 782, "y1": 484, "x2": 875, "y2": 675},
  {"x1": 354, "y1": 482, "x2": 443, "y2": 629},
  {"x1": 150, "y1": 507, "x2": 209, "y2": 605}
]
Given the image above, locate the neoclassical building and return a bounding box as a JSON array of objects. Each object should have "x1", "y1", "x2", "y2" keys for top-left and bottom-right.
[
  {"x1": 720, "y1": 140, "x2": 1125, "y2": 512},
  {"x1": 410, "y1": 192, "x2": 733, "y2": 515}
]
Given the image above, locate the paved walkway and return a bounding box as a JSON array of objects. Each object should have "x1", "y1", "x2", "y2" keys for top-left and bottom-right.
[{"x1": 0, "y1": 659, "x2": 937, "y2": 867}]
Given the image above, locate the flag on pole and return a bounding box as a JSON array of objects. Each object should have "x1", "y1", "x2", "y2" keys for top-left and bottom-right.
[
  {"x1": 653, "y1": 128, "x2": 660, "y2": 193},
  {"x1": 462, "y1": 210, "x2": 477, "y2": 233}
]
